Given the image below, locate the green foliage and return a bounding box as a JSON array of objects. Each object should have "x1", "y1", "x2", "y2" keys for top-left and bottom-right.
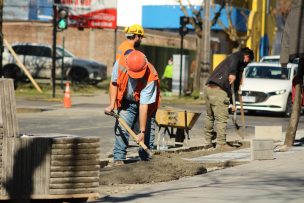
[{"x1": 161, "y1": 92, "x2": 205, "y2": 105}]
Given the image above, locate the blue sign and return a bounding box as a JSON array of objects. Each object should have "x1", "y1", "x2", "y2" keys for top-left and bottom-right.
[
  {"x1": 3, "y1": 0, "x2": 53, "y2": 21},
  {"x1": 142, "y1": 4, "x2": 249, "y2": 32}
]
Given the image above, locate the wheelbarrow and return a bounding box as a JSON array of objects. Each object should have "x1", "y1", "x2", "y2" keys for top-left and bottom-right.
[{"x1": 155, "y1": 108, "x2": 201, "y2": 149}]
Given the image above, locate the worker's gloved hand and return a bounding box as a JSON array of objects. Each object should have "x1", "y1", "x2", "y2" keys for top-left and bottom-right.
[
  {"x1": 137, "y1": 132, "x2": 145, "y2": 143},
  {"x1": 228, "y1": 74, "x2": 236, "y2": 85},
  {"x1": 104, "y1": 105, "x2": 114, "y2": 115}
]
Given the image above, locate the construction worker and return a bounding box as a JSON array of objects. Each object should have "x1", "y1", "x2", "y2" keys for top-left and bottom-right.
[
  {"x1": 105, "y1": 24, "x2": 146, "y2": 141},
  {"x1": 116, "y1": 24, "x2": 145, "y2": 60},
  {"x1": 203, "y1": 47, "x2": 254, "y2": 149},
  {"x1": 104, "y1": 50, "x2": 160, "y2": 165}
]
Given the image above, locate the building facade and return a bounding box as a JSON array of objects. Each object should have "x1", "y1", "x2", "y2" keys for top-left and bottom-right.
[{"x1": 2, "y1": 0, "x2": 277, "y2": 81}]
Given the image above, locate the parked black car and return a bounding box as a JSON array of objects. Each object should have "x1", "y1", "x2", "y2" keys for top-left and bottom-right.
[{"x1": 2, "y1": 43, "x2": 107, "y2": 86}]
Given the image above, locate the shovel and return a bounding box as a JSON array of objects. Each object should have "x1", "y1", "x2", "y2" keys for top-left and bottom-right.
[
  {"x1": 238, "y1": 91, "x2": 246, "y2": 129},
  {"x1": 230, "y1": 83, "x2": 244, "y2": 147},
  {"x1": 105, "y1": 110, "x2": 153, "y2": 158}
]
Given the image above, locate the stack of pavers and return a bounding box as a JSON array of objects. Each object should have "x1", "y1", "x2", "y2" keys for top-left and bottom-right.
[
  {"x1": 49, "y1": 136, "x2": 100, "y2": 195},
  {"x1": 0, "y1": 79, "x2": 19, "y2": 199},
  {"x1": 0, "y1": 79, "x2": 100, "y2": 201}
]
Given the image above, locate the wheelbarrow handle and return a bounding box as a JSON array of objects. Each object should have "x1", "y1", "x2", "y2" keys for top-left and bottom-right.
[{"x1": 104, "y1": 110, "x2": 153, "y2": 158}]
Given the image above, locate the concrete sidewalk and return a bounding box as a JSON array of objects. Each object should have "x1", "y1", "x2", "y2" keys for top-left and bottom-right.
[
  {"x1": 16, "y1": 91, "x2": 304, "y2": 202},
  {"x1": 96, "y1": 145, "x2": 304, "y2": 203}
]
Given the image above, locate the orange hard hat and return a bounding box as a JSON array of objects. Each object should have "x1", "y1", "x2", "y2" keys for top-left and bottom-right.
[{"x1": 125, "y1": 50, "x2": 148, "y2": 79}]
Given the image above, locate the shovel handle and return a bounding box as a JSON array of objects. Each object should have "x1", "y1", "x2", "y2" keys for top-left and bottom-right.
[
  {"x1": 105, "y1": 110, "x2": 153, "y2": 158},
  {"x1": 231, "y1": 83, "x2": 240, "y2": 130},
  {"x1": 238, "y1": 92, "x2": 246, "y2": 128},
  {"x1": 231, "y1": 83, "x2": 237, "y2": 120}
]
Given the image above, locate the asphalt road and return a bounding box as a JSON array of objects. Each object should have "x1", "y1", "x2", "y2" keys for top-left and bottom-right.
[{"x1": 16, "y1": 94, "x2": 304, "y2": 158}]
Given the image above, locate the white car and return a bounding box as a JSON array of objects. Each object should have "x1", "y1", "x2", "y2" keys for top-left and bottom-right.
[{"x1": 237, "y1": 62, "x2": 298, "y2": 117}]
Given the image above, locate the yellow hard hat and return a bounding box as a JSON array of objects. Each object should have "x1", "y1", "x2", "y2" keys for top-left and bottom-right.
[{"x1": 124, "y1": 24, "x2": 144, "y2": 37}]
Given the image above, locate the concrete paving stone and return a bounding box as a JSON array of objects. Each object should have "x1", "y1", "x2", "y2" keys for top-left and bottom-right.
[
  {"x1": 251, "y1": 139, "x2": 274, "y2": 150},
  {"x1": 251, "y1": 139, "x2": 274, "y2": 160},
  {"x1": 183, "y1": 148, "x2": 251, "y2": 163},
  {"x1": 255, "y1": 125, "x2": 283, "y2": 141},
  {"x1": 184, "y1": 145, "x2": 304, "y2": 164},
  {"x1": 252, "y1": 150, "x2": 274, "y2": 160}
]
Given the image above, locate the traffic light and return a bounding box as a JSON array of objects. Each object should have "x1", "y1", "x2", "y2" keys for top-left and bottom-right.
[
  {"x1": 57, "y1": 7, "x2": 69, "y2": 30},
  {"x1": 179, "y1": 16, "x2": 190, "y2": 36}
]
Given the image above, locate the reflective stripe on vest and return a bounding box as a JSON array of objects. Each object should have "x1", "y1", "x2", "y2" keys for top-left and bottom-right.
[{"x1": 116, "y1": 40, "x2": 134, "y2": 60}]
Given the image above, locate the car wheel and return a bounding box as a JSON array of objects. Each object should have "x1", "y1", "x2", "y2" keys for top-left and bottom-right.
[
  {"x1": 284, "y1": 95, "x2": 292, "y2": 117},
  {"x1": 247, "y1": 110, "x2": 256, "y2": 115},
  {"x1": 68, "y1": 67, "x2": 89, "y2": 84},
  {"x1": 3, "y1": 65, "x2": 21, "y2": 89},
  {"x1": 90, "y1": 80, "x2": 100, "y2": 86}
]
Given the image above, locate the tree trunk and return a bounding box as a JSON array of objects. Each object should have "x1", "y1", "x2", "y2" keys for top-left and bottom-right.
[
  {"x1": 0, "y1": 0, "x2": 3, "y2": 77},
  {"x1": 284, "y1": 58, "x2": 304, "y2": 146},
  {"x1": 192, "y1": 35, "x2": 210, "y2": 96},
  {"x1": 193, "y1": 38, "x2": 202, "y2": 94},
  {"x1": 192, "y1": 1, "x2": 211, "y2": 97}
]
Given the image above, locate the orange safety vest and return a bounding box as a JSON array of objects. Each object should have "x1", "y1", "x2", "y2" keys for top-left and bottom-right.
[
  {"x1": 116, "y1": 55, "x2": 161, "y2": 115},
  {"x1": 116, "y1": 40, "x2": 134, "y2": 60}
]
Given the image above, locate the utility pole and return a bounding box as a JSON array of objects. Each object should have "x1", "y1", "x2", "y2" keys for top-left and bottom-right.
[
  {"x1": 61, "y1": 36, "x2": 65, "y2": 90},
  {"x1": 201, "y1": 0, "x2": 211, "y2": 91},
  {"x1": 179, "y1": 16, "x2": 189, "y2": 96},
  {"x1": 179, "y1": 33, "x2": 184, "y2": 97},
  {"x1": 52, "y1": 4, "x2": 57, "y2": 98},
  {"x1": 0, "y1": 0, "x2": 3, "y2": 78}
]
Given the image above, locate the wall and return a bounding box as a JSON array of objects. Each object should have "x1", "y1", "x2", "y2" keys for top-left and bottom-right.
[{"x1": 3, "y1": 22, "x2": 197, "y2": 76}]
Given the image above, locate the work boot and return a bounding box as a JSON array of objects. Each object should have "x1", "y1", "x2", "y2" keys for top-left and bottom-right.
[
  {"x1": 211, "y1": 131, "x2": 217, "y2": 141},
  {"x1": 203, "y1": 143, "x2": 215, "y2": 150},
  {"x1": 112, "y1": 160, "x2": 125, "y2": 167},
  {"x1": 228, "y1": 141, "x2": 242, "y2": 147},
  {"x1": 215, "y1": 143, "x2": 237, "y2": 151}
]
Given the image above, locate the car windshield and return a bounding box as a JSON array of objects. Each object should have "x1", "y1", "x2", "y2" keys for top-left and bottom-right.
[
  {"x1": 260, "y1": 58, "x2": 280, "y2": 63},
  {"x1": 56, "y1": 47, "x2": 74, "y2": 57},
  {"x1": 260, "y1": 56, "x2": 299, "y2": 64},
  {"x1": 245, "y1": 66, "x2": 290, "y2": 80}
]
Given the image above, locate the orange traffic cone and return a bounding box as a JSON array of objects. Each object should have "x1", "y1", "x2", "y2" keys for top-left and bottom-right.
[{"x1": 63, "y1": 82, "x2": 72, "y2": 108}]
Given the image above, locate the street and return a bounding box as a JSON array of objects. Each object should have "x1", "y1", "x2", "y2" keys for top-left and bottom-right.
[{"x1": 16, "y1": 91, "x2": 304, "y2": 159}]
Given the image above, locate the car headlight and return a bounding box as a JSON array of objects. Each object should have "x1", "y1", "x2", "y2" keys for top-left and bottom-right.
[{"x1": 268, "y1": 89, "x2": 287, "y2": 96}]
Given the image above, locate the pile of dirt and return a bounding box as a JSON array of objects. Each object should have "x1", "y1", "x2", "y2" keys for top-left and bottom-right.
[
  {"x1": 100, "y1": 154, "x2": 206, "y2": 185},
  {"x1": 99, "y1": 142, "x2": 250, "y2": 186}
]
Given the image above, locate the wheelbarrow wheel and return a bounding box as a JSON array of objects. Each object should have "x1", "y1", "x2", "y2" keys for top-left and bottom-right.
[{"x1": 175, "y1": 129, "x2": 185, "y2": 147}]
